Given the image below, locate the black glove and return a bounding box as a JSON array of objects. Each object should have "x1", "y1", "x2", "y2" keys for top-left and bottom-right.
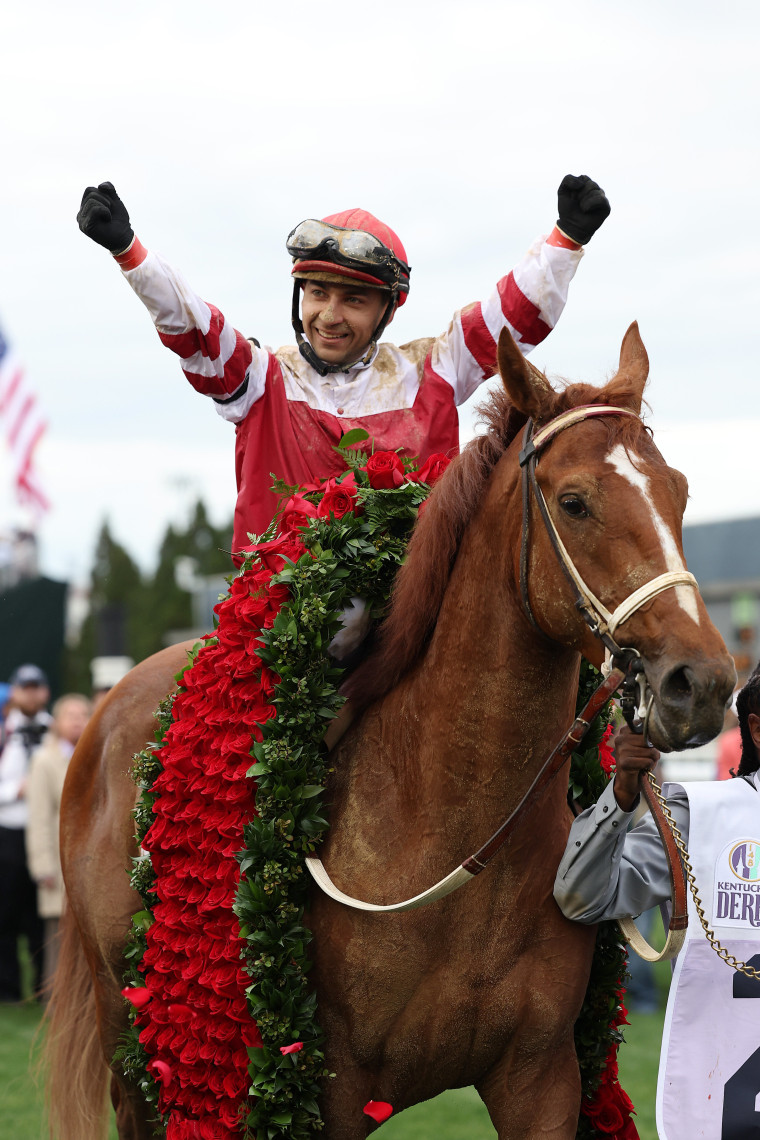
[
  {"x1": 556, "y1": 174, "x2": 611, "y2": 245},
  {"x1": 77, "y1": 182, "x2": 134, "y2": 254}
]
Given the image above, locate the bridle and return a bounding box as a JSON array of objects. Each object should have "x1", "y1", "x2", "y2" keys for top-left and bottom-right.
[
  {"x1": 306, "y1": 402, "x2": 695, "y2": 948},
  {"x1": 518, "y1": 405, "x2": 698, "y2": 715}
]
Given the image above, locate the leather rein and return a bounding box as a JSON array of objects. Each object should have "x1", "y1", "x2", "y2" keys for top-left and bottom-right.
[{"x1": 307, "y1": 404, "x2": 695, "y2": 948}]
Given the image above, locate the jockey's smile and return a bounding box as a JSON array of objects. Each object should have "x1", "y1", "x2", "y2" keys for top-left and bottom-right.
[{"x1": 300, "y1": 280, "x2": 390, "y2": 368}]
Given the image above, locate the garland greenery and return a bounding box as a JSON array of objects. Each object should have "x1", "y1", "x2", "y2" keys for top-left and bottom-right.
[{"x1": 118, "y1": 435, "x2": 637, "y2": 1140}]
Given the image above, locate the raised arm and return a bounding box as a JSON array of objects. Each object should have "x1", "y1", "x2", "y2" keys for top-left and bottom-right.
[
  {"x1": 432, "y1": 174, "x2": 610, "y2": 405},
  {"x1": 77, "y1": 182, "x2": 263, "y2": 415}
]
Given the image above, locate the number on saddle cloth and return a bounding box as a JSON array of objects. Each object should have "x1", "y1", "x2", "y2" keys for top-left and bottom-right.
[{"x1": 722, "y1": 954, "x2": 760, "y2": 1140}]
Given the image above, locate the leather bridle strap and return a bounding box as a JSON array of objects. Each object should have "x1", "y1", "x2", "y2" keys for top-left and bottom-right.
[{"x1": 617, "y1": 774, "x2": 688, "y2": 960}]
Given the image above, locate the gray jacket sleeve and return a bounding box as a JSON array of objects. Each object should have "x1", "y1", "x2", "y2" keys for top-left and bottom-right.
[{"x1": 553, "y1": 778, "x2": 690, "y2": 923}]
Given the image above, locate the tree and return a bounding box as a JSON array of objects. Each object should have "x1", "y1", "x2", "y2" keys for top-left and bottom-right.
[
  {"x1": 64, "y1": 521, "x2": 143, "y2": 691},
  {"x1": 64, "y1": 503, "x2": 234, "y2": 692}
]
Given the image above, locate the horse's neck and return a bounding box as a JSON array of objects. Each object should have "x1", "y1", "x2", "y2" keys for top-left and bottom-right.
[
  {"x1": 346, "y1": 477, "x2": 581, "y2": 820},
  {"x1": 416, "y1": 506, "x2": 579, "y2": 786}
]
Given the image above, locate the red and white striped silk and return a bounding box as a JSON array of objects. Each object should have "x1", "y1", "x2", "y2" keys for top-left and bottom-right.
[
  {"x1": 115, "y1": 227, "x2": 584, "y2": 550},
  {"x1": 0, "y1": 324, "x2": 49, "y2": 517}
]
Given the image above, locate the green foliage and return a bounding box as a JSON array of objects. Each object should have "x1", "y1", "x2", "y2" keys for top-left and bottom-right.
[
  {"x1": 63, "y1": 501, "x2": 233, "y2": 691},
  {"x1": 64, "y1": 521, "x2": 144, "y2": 691}
]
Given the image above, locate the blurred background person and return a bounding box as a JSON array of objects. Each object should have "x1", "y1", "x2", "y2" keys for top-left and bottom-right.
[
  {"x1": 25, "y1": 693, "x2": 91, "y2": 994},
  {"x1": 0, "y1": 665, "x2": 51, "y2": 1001},
  {"x1": 90, "y1": 655, "x2": 134, "y2": 709},
  {"x1": 0, "y1": 682, "x2": 10, "y2": 737},
  {"x1": 717, "y1": 687, "x2": 742, "y2": 780}
]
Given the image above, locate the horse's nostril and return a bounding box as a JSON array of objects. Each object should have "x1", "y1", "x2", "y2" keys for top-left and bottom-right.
[{"x1": 667, "y1": 666, "x2": 693, "y2": 700}]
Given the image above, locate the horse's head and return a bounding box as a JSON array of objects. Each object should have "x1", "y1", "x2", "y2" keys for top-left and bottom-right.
[{"x1": 498, "y1": 323, "x2": 736, "y2": 751}]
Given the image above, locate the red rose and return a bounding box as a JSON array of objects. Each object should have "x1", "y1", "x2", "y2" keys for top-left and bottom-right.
[
  {"x1": 599, "y1": 723, "x2": 616, "y2": 775},
  {"x1": 616, "y1": 1084, "x2": 635, "y2": 1114},
  {"x1": 613, "y1": 1002, "x2": 630, "y2": 1028},
  {"x1": 121, "y1": 985, "x2": 151, "y2": 1009},
  {"x1": 412, "y1": 452, "x2": 451, "y2": 486},
  {"x1": 363, "y1": 1101, "x2": 393, "y2": 1123},
  {"x1": 278, "y1": 494, "x2": 318, "y2": 535},
  {"x1": 365, "y1": 451, "x2": 405, "y2": 489},
  {"x1": 249, "y1": 533, "x2": 306, "y2": 572},
  {"x1": 317, "y1": 485, "x2": 357, "y2": 520},
  {"x1": 334, "y1": 470, "x2": 358, "y2": 492},
  {"x1": 584, "y1": 1083, "x2": 625, "y2": 1134}
]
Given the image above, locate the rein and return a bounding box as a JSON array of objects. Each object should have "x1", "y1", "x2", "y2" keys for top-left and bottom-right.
[{"x1": 307, "y1": 404, "x2": 694, "y2": 945}]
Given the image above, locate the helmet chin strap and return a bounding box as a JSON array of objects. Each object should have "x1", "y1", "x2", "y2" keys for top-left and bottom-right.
[{"x1": 291, "y1": 282, "x2": 398, "y2": 377}]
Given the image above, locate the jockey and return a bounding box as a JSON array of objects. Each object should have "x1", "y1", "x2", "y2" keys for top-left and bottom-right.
[
  {"x1": 76, "y1": 177, "x2": 610, "y2": 557},
  {"x1": 554, "y1": 666, "x2": 760, "y2": 1140}
]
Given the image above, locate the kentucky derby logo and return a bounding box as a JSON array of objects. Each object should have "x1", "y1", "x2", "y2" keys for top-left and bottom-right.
[
  {"x1": 729, "y1": 841, "x2": 760, "y2": 882},
  {"x1": 712, "y1": 840, "x2": 760, "y2": 929}
]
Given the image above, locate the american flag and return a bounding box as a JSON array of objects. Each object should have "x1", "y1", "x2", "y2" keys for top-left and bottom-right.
[{"x1": 0, "y1": 320, "x2": 49, "y2": 517}]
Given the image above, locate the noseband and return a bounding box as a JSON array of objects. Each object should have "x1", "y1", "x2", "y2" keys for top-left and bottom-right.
[{"x1": 518, "y1": 404, "x2": 698, "y2": 729}]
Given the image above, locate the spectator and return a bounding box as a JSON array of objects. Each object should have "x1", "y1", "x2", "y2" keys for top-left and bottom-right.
[
  {"x1": 26, "y1": 693, "x2": 91, "y2": 993},
  {"x1": 0, "y1": 664, "x2": 51, "y2": 1000}
]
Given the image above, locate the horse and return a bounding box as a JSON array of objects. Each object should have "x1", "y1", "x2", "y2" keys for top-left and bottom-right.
[{"x1": 46, "y1": 323, "x2": 736, "y2": 1140}]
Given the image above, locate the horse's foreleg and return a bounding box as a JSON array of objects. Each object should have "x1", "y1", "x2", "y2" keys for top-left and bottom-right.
[
  {"x1": 476, "y1": 1034, "x2": 581, "y2": 1140},
  {"x1": 317, "y1": 1029, "x2": 389, "y2": 1140},
  {"x1": 88, "y1": 952, "x2": 161, "y2": 1140},
  {"x1": 109, "y1": 1072, "x2": 155, "y2": 1140}
]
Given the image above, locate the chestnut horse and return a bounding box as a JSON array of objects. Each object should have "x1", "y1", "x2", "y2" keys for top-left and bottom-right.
[{"x1": 47, "y1": 325, "x2": 735, "y2": 1140}]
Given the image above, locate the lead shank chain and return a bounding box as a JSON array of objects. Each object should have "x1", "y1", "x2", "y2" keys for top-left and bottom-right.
[{"x1": 645, "y1": 771, "x2": 760, "y2": 981}]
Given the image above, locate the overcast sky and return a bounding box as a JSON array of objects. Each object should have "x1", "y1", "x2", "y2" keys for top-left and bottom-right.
[{"x1": 1, "y1": 0, "x2": 758, "y2": 584}]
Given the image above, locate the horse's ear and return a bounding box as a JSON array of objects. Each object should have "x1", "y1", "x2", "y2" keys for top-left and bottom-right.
[
  {"x1": 613, "y1": 321, "x2": 649, "y2": 413},
  {"x1": 497, "y1": 328, "x2": 557, "y2": 420}
]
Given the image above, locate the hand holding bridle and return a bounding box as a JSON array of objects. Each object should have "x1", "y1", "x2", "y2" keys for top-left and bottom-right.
[{"x1": 612, "y1": 723, "x2": 660, "y2": 812}]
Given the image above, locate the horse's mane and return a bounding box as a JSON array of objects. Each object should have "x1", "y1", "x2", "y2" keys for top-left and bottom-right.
[{"x1": 342, "y1": 370, "x2": 654, "y2": 711}]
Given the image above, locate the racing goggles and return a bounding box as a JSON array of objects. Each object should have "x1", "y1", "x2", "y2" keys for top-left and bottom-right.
[{"x1": 287, "y1": 220, "x2": 410, "y2": 293}]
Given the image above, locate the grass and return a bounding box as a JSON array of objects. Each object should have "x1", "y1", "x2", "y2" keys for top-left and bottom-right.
[{"x1": 0, "y1": 1001, "x2": 665, "y2": 1140}]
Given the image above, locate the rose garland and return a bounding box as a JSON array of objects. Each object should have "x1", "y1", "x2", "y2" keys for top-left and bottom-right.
[{"x1": 119, "y1": 436, "x2": 638, "y2": 1139}]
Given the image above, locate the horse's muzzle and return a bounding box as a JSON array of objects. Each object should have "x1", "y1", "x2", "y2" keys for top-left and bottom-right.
[{"x1": 645, "y1": 655, "x2": 737, "y2": 752}]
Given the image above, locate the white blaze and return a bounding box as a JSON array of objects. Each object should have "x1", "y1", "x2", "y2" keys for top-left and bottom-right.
[{"x1": 607, "y1": 443, "x2": 700, "y2": 626}]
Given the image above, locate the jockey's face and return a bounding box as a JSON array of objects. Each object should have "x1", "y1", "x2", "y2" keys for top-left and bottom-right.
[{"x1": 301, "y1": 281, "x2": 390, "y2": 367}]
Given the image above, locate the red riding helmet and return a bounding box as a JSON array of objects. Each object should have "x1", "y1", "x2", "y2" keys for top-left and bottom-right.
[
  {"x1": 287, "y1": 208, "x2": 411, "y2": 375},
  {"x1": 288, "y1": 209, "x2": 410, "y2": 305}
]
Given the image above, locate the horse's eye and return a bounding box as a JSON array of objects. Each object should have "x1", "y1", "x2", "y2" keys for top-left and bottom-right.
[{"x1": 559, "y1": 495, "x2": 589, "y2": 519}]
